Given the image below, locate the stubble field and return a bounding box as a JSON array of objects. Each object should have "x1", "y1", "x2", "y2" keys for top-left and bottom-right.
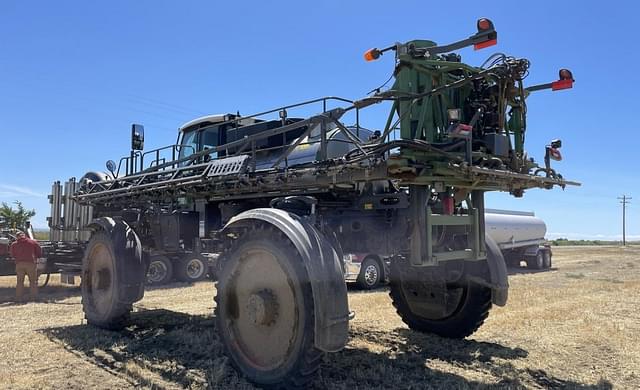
[{"x1": 0, "y1": 246, "x2": 638, "y2": 389}]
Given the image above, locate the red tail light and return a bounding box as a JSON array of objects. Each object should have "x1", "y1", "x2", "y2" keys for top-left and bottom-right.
[{"x1": 474, "y1": 38, "x2": 497, "y2": 50}]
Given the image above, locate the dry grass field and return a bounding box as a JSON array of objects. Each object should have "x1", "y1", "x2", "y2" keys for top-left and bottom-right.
[{"x1": 0, "y1": 246, "x2": 638, "y2": 389}]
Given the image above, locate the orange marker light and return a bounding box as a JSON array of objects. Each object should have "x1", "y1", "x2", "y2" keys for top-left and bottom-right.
[{"x1": 364, "y1": 48, "x2": 381, "y2": 62}]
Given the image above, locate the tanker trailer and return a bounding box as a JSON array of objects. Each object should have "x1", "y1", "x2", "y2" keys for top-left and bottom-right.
[{"x1": 485, "y1": 209, "x2": 551, "y2": 270}]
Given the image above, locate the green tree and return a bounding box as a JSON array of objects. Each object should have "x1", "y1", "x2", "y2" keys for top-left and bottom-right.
[{"x1": 0, "y1": 201, "x2": 36, "y2": 230}]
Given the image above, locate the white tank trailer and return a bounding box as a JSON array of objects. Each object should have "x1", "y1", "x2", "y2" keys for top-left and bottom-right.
[
  {"x1": 485, "y1": 209, "x2": 552, "y2": 270},
  {"x1": 343, "y1": 209, "x2": 553, "y2": 289}
]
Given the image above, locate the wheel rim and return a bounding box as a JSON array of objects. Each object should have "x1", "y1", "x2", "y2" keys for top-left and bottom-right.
[
  {"x1": 363, "y1": 263, "x2": 379, "y2": 286},
  {"x1": 223, "y1": 247, "x2": 298, "y2": 370},
  {"x1": 185, "y1": 258, "x2": 205, "y2": 279},
  {"x1": 87, "y1": 242, "x2": 115, "y2": 315},
  {"x1": 147, "y1": 260, "x2": 168, "y2": 283},
  {"x1": 537, "y1": 253, "x2": 544, "y2": 268}
]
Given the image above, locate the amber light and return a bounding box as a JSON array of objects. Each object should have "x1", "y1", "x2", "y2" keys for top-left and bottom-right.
[{"x1": 364, "y1": 48, "x2": 381, "y2": 62}]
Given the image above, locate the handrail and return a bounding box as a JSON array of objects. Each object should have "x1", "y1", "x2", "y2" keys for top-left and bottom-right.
[
  {"x1": 109, "y1": 96, "x2": 363, "y2": 179},
  {"x1": 185, "y1": 96, "x2": 360, "y2": 134}
]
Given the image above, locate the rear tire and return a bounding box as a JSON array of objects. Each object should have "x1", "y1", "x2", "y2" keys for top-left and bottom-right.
[
  {"x1": 357, "y1": 258, "x2": 382, "y2": 290},
  {"x1": 175, "y1": 254, "x2": 207, "y2": 282},
  {"x1": 81, "y1": 232, "x2": 133, "y2": 330},
  {"x1": 388, "y1": 259, "x2": 492, "y2": 339},
  {"x1": 146, "y1": 255, "x2": 173, "y2": 285},
  {"x1": 215, "y1": 226, "x2": 322, "y2": 388},
  {"x1": 526, "y1": 251, "x2": 545, "y2": 270},
  {"x1": 542, "y1": 250, "x2": 552, "y2": 269}
]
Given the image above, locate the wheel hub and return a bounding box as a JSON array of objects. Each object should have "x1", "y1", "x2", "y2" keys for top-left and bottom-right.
[
  {"x1": 186, "y1": 259, "x2": 204, "y2": 278},
  {"x1": 147, "y1": 261, "x2": 167, "y2": 283},
  {"x1": 247, "y1": 290, "x2": 278, "y2": 326},
  {"x1": 364, "y1": 264, "x2": 378, "y2": 285}
]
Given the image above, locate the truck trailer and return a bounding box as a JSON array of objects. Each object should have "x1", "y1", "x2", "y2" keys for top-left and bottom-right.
[
  {"x1": 344, "y1": 209, "x2": 552, "y2": 289},
  {"x1": 485, "y1": 209, "x2": 552, "y2": 269}
]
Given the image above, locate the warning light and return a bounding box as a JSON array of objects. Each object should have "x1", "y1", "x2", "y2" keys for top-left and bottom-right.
[
  {"x1": 559, "y1": 69, "x2": 574, "y2": 81},
  {"x1": 477, "y1": 18, "x2": 492, "y2": 31},
  {"x1": 364, "y1": 48, "x2": 381, "y2": 62},
  {"x1": 552, "y1": 70, "x2": 574, "y2": 91}
]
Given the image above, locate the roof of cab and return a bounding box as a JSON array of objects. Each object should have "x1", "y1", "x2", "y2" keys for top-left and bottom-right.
[{"x1": 178, "y1": 114, "x2": 235, "y2": 132}]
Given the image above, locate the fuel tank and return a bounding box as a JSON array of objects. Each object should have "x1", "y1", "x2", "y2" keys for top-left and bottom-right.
[{"x1": 485, "y1": 209, "x2": 547, "y2": 248}]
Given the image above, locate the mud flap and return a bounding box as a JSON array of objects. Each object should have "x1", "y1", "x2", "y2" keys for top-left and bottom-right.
[
  {"x1": 87, "y1": 217, "x2": 146, "y2": 304},
  {"x1": 484, "y1": 234, "x2": 509, "y2": 306},
  {"x1": 222, "y1": 208, "x2": 350, "y2": 352}
]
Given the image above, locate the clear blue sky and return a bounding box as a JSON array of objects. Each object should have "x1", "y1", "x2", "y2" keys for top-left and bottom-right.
[{"x1": 0, "y1": 1, "x2": 638, "y2": 240}]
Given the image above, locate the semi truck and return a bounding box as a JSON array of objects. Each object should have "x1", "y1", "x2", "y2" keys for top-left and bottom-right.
[{"x1": 44, "y1": 19, "x2": 579, "y2": 388}]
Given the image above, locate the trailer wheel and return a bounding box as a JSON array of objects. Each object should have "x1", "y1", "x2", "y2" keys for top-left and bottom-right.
[
  {"x1": 81, "y1": 232, "x2": 133, "y2": 329},
  {"x1": 543, "y1": 250, "x2": 552, "y2": 269},
  {"x1": 37, "y1": 270, "x2": 51, "y2": 288},
  {"x1": 388, "y1": 259, "x2": 492, "y2": 339},
  {"x1": 215, "y1": 226, "x2": 322, "y2": 388},
  {"x1": 526, "y1": 251, "x2": 545, "y2": 270},
  {"x1": 146, "y1": 255, "x2": 173, "y2": 285},
  {"x1": 175, "y1": 255, "x2": 207, "y2": 282},
  {"x1": 357, "y1": 257, "x2": 382, "y2": 290}
]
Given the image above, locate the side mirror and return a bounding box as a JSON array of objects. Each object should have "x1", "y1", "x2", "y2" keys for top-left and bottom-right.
[
  {"x1": 105, "y1": 160, "x2": 117, "y2": 176},
  {"x1": 131, "y1": 124, "x2": 145, "y2": 151}
]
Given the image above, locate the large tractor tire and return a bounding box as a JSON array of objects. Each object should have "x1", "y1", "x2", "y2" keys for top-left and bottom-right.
[
  {"x1": 356, "y1": 257, "x2": 382, "y2": 290},
  {"x1": 215, "y1": 226, "x2": 322, "y2": 389},
  {"x1": 81, "y1": 223, "x2": 145, "y2": 330},
  {"x1": 175, "y1": 254, "x2": 208, "y2": 283},
  {"x1": 146, "y1": 255, "x2": 174, "y2": 285},
  {"x1": 388, "y1": 259, "x2": 492, "y2": 339}
]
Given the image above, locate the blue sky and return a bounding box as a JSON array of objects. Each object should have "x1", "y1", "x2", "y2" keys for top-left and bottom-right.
[{"x1": 0, "y1": 1, "x2": 638, "y2": 240}]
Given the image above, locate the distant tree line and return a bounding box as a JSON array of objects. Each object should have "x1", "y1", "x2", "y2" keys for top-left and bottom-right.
[{"x1": 550, "y1": 237, "x2": 639, "y2": 246}]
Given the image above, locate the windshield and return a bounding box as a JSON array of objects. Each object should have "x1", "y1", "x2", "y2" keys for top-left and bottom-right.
[{"x1": 178, "y1": 130, "x2": 198, "y2": 160}]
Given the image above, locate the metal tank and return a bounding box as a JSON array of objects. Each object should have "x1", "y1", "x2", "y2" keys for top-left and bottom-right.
[{"x1": 485, "y1": 209, "x2": 547, "y2": 249}]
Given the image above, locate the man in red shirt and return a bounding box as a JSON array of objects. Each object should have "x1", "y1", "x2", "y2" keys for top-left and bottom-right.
[{"x1": 10, "y1": 231, "x2": 42, "y2": 302}]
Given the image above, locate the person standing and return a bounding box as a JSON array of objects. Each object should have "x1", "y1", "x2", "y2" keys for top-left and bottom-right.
[{"x1": 9, "y1": 231, "x2": 42, "y2": 302}]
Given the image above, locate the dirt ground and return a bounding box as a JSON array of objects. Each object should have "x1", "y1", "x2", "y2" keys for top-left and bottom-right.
[{"x1": 0, "y1": 246, "x2": 637, "y2": 389}]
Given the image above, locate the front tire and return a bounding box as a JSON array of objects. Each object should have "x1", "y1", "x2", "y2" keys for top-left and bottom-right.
[
  {"x1": 215, "y1": 226, "x2": 322, "y2": 388},
  {"x1": 388, "y1": 259, "x2": 492, "y2": 339},
  {"x1": 81, "y1": 232, "x2": 133, "y2": 329}
]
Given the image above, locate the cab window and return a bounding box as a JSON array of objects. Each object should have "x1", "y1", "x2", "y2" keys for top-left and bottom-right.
[
  {"x1": 178, "y1": 130, "x2": 198, "y2": 160},
  {"x1": 201, "y1": 127, "x2": 219, "y2": 159}
]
